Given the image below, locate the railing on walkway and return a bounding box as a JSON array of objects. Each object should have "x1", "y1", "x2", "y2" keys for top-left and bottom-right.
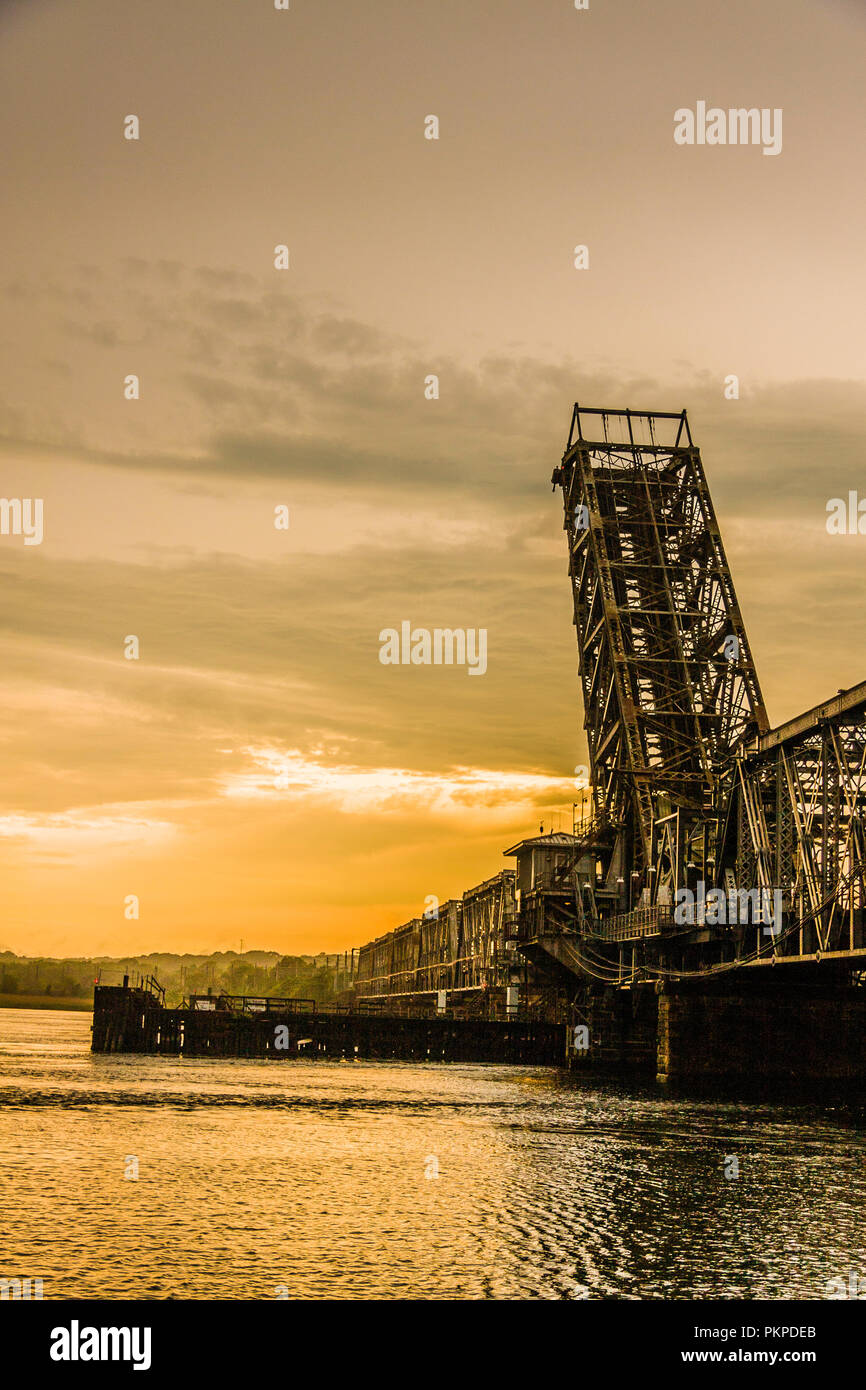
[
  {"x1": 588, "y1": 905, "x2": 674, "y2": 941},
  {"x1": 186, "y1": 994, "x2": 317, "y2": 1015}
]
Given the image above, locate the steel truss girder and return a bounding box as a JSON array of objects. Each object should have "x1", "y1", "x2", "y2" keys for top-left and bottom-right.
[
  {"x1": 554, "y1": 407, "x2": 768, "y2": 873},
  {"x1": 736, "y1": 692, "x2": 866, "y2": 956}
]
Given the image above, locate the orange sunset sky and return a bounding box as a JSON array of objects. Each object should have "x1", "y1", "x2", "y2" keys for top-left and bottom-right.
[{"x1": 1, "y1": 0, "x2": 865, "y2": 957}]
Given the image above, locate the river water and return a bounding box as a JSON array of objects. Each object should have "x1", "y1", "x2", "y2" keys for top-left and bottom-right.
[{"x1": 0, "y1": 1007, "x2": 864, "y2": 1300}]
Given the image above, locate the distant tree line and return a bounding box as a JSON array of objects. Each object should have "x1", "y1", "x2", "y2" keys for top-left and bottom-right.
[{"x1": 0, "y1": 950, "x2": 352, "y2": 1008}]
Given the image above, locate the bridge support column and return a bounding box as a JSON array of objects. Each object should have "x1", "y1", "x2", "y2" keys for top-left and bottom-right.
[
  {"x1": 656, "y1": 977, "x2": 866, "y2": 1085},
  {"x1": 567, "y1": 983, "x2": 658, "y2": 1071}
]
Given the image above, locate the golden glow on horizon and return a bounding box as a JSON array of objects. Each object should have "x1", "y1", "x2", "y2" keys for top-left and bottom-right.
[
  {"x1": 220, "y1": 747, "x2": 578, "y2": 816},
  {"x1": 0, "y1": 0, "x2": 864, "y2": 958}
]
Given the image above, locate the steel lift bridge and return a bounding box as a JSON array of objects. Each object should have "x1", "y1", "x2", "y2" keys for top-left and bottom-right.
[{"x1": 530, "y1": 406, "x2": 866, "y2": 990}]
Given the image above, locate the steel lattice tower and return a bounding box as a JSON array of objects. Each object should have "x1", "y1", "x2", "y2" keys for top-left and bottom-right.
[{"x1": 552, "y1": 406, "x2": 769, "y2": 885}]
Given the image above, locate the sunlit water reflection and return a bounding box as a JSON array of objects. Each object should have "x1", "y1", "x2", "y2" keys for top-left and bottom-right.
[{"x1": 0, "y1": 1009, "x2": 864, "y2": 1299}]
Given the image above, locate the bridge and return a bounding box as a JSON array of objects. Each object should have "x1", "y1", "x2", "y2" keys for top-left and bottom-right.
[{"x1": 351, "y1": 406, "x2": 866, "y2": 1082}]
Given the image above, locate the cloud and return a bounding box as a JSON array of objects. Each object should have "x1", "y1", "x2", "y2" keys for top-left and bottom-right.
[
  {"x1": 220, "y1": 745, "x2": 576, "y2": 817},
  {"x1": 2, "y1": 263, "x2": 865, "y2": 553},
  {"x1": 0, "y1": 806, "x2": 177, "y2": 860},
  {"x1": 1, "y1": 262, "x2": 864, "y2": 949}
]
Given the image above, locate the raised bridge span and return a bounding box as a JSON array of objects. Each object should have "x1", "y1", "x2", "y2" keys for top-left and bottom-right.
[{"x1": 351, "y1": 407, "x2": 866, "y2": 1083}]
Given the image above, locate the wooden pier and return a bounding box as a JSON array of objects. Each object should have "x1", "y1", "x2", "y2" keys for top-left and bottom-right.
[{"x1": 91, "y1": 981, "x2": 565, "y2": 1065}]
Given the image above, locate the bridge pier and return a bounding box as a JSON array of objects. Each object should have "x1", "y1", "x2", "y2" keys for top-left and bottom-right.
[
  {"x1": 655, "y1": 976, "x2": 866, "y2": 1085},
  {"x1": 569, "y1": 983, "x2": 658, "y2": 1071}
]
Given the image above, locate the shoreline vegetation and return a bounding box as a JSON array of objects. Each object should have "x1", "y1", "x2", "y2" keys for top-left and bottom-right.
[
  {"x1": 0, "y1": 949, "x2": 347, "y2": 1011},
  {"x1": 0, "y1": 994, "x2": 93, "y2": 1011}
]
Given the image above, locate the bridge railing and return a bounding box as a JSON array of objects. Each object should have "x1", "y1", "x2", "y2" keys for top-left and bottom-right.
[
  {"x1": 588, "y1": 905, "x2": 674, "y2": 942},
  {"x1": 140, "y1": 974, "x2": 165, "y2": 1004},
  {"x1": 186, "y1": 995, "x2": 318, "y2": 1015},
  {"x1": 572, "y1": 813, "x2": 606, "y2": 841}
]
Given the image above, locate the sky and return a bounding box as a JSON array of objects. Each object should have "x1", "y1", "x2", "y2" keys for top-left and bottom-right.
[{"x1": 0, "y1": 0, "x2": 864, "y2": 957}]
